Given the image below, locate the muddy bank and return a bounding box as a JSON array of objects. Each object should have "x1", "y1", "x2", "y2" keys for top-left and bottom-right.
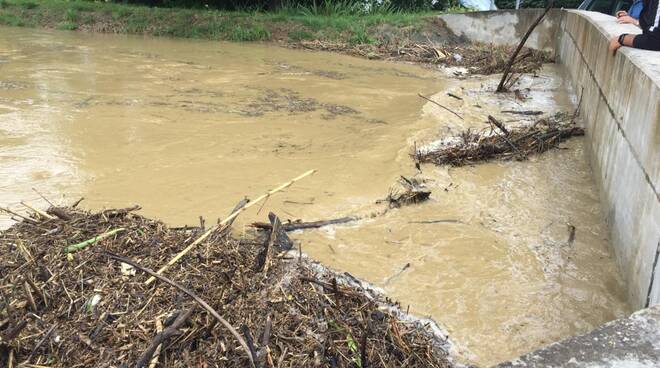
[
  {"x1": 0, "y1": 0, "x2": 550, "y2": 75},
  {"x1": 0, "y1": 205, "x2": 457, "y2": 367}
]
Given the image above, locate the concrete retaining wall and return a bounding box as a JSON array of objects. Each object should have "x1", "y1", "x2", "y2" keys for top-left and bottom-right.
[
  {"x1": 438, "y1": 10, "x2": 660, "y2": 310},
  {"x1": 437, "y1": 9, "x2": 560, "y2": 52},
  {"x1": 557, "y1": 10, "x2": 660, "y2": 310}
]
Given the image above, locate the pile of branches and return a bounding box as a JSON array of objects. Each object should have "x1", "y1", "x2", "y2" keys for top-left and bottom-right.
[
  {"x1": 416, "y1": 112, "x2": 584, "y2": 167},
  {"x1": 0, "y1": 205, "x2": 453, "y2": 367},
  {"x1": 296, "y1": 40, "x2": 551, "y2": 75}
]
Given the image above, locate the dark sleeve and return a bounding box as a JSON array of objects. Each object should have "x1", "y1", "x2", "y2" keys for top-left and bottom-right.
[
  {"x1": 633, "y1": 31, "x2": 660, "y2": 50},
  {"x1": 633, "y1": 0, "x2": 660, "y2": 50}
]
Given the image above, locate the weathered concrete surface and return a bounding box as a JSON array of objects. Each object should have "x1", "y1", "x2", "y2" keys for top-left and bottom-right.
[
  {"x1": 496, "y1": 305, "x2": 660, "y2": 367},
  {"x1": 437, "y1": 9, "x2": 560, "y2": 52},
  {"x1": 557, "y1": 10, "x2": 660, "y2": 310}
]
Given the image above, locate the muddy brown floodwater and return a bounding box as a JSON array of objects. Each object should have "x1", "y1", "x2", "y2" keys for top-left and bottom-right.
[{"x1": 0, "y1": 26, "x2": 630, "y2": 366}]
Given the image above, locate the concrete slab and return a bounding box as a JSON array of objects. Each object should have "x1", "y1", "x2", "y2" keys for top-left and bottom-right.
[{"x1": 496, "y1": 305, "x2": 660, "y2": 367}]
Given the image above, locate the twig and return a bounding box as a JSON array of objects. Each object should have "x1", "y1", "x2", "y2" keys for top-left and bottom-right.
[
  {"x1": 31, "y1": 188, "x2": 54, "y2": 207},
  {"x1": 47, "y1": 207, "x2": 72, "y2": 221},
  {"x1": 446, "y1": 92, "x2": 463, "y2": 101},
  {"x1": 148, "y1": 318, "x2": 164, "y2": 368},
  {"x1": 103, "y1": 252, "x2": 256, "y2": 368},
  {"x1": 25, "y1": 323, "x2": 57, "y2": 363},
  {"x1": 488, "y1": 115, "x2": 510, "y2": 135},
  {"x1": 64, "y1": 228, "x2": 126, "y2": 253},
  {"x1": 418, "y1": 94, "x2": 463, "y2": 120},
  {"x1": 145, "y1": 169, "x2": 316, "y2": 285},
  {"x1": 71, "y1": 197, "x2": 85, "y2": 208},
  {"x1": 251, "y1": 217, "x2": 355, "y2": 232},
  {"x1": 135, "y1": 307, "x2": 194, "y2": 368},
  {"x1": 23, "y1": 281, "x2": 37, "y2": 311},
  {"x1": 241, "y1": 325, "x2": 260, "y2": 367},
  {"x1": 0, "y1": 207, "x2": 38, "y2": 224},
  {"x1": 496, "y1": 4, "x2": 552, "y2": 92},
  {"x1": 261, "y1": 214, "x2": 281, "y2": 275},
  {"x1": 502, "y1": 110, "x2": 543, "y2": 116},
  {"x1": 20, "y1": 202, "x2": 56, "y2": 220}
]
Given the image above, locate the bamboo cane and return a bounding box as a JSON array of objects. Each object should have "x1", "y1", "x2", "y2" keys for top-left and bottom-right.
[
  {"x1": 20, "y1": 201, "x2": 56, "y2": 220},
  {"x1": 145, "y1": 169, "x2": 316, "y2": 285},
  {"x1": 64, "y1": 228, "x2": 126, "y2": 253}
]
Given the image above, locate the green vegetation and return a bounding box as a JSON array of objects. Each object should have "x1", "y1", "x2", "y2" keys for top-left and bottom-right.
[{"x1": 0, "y1": 0, "x2": 445, "y2": 43}]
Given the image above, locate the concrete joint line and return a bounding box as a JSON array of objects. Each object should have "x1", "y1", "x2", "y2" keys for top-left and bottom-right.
[
  {"x1": 646, "y1": 240, "x2": 660, "y2": 307},
  {"x1": 563, "y1": 26, "x2": 660, "y2": 203}
]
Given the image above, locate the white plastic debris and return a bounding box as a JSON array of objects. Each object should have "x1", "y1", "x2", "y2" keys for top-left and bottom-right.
[
  {"x1": 459, "y1": 0, "x2": 498, "y2": 11},
  {"x1": 120, "y1": 262, "x2": 136, "y2": 276}
]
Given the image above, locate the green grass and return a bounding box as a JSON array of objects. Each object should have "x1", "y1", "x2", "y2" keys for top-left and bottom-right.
[{"x1": 0, "y1": 0, "x2": 463, "y2": 45}]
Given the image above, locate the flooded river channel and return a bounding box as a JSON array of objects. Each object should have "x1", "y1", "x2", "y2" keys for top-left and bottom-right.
[{"x1": 0, "y1": 26, "x2": 630, "y2": 366}]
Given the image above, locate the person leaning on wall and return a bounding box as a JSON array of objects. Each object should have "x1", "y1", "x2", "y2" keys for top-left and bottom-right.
[
  {"x1": 616, "y1": 0, "x2": 644, "y2": 26},
  {"x1": 609, "y1": 0, "x2": 660, "y2": 53}
]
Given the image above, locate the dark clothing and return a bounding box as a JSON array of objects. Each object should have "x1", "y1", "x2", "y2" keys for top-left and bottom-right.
[{"x1": 633, "y1": 0, "x2": 660, "y2": 50}]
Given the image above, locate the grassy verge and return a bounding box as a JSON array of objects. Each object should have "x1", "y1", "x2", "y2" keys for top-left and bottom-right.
[{"x1": 0, "y1": 0, "x2": 445, "y2": 44}]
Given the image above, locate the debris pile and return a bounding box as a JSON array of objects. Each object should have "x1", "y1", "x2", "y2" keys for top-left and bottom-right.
[
  {"x1": 415, "y1": 112, "x2": 584, "y2": 167},
  {"x1": 0, "y1": 204, "x2": 454, "y2": 367},
  {"x1": 295, "y1": 40, "x2": 551, "y2": 75}
]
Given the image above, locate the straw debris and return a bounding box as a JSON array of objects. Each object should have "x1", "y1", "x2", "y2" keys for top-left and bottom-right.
[{"x1": 0, "y1": 205, "x2": 453, "y2": 367}]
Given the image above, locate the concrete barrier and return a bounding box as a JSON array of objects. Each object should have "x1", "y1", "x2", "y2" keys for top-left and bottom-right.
[
  {"x1": 436, "y1": 9, "x2": 560, "y2": 52},
  {"x1": 438, "y1": 10, "x2": 660, "y2": 310},
  {"x1": 557, "y1": 10, "x2": 660, "y2": 310}
]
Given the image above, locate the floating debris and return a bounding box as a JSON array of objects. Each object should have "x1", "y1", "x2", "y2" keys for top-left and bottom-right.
[
  {"x1": 416, "y1": 112, "x2": 584, "y2": 167},
  {"x1": 381, "y1": 176, "x2": 431, "y2": 208},
  {"x1": 295, "y1": 40, "x2": 551, "y2": 75}
]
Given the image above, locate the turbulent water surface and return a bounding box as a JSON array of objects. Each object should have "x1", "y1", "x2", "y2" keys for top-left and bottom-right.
[{"x1": 0, "y1": 26, "x2": 629, "y2": 366}]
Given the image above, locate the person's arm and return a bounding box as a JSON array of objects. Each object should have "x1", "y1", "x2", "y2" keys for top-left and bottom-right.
[
  {"x1": 609, "y1": 33, "x2": 638, "y2": 54},
  {"x1": 617, "y1": 15, "x2": 640, "y2": 26},
  {"x1": 632, "y1": 27, "x2": 660, "y2": 50}
]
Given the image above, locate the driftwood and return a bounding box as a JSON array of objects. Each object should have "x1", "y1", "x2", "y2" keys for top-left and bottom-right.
[
  {"x1": 251, "y1": 216, "x2": 355, "y2": 232},
  {"x1": 135, "y1": 307, "x2": 195, "y2": 368}
]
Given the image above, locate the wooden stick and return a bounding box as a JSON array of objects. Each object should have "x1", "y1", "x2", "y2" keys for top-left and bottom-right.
[
  {"x1": 31, "y1": 188, "x2": 55, "y2": 207},
  {"x1": 103, "y1": 252, "x2": 256, "y2": 368},
  {"x1": 25, "y1": 323, "x2": 57, "y2": 363},
  {"x1": 145, "y1": 169, "x2": 316, "y2": 285},
  {"x1": 0, "y1": 206, "x2": 38, "y2": 224},
  {"x1": 147, "y1": 318, "x2": 164, "y2": 368},
  {"x1": 251, "y1": 216, "x2": 355, "y2": 232},
  {"x1": 20, "y1": 201, "x2": 56, "y2": 220},
  {"x1": 496, "y1": 4, "x2": 552, "y2": 92},
  {"x1": 418, "y1": 94, "x2": 463, "y2": 121},
  {"x1": 136, "y1": 307, "x2": 194, "y2": 368}
]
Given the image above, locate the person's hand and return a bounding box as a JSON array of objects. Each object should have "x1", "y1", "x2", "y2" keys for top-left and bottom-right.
[
  {"x1": 617, "y1": 15, "x2": 639, "y2": 26},
  {"x1": 616, "y1": 10, "x2": 628, "y2": 17},
  {"x1": 609, "y1": 37, "x2": 623, "y2": 55}
]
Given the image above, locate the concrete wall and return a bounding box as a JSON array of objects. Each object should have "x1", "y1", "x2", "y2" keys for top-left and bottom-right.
[
  {"x1": 557, "y1": 10, "x2": 660, "y2": 310},
  {"x1": 437, "y1": 9, "x2": 560, "y2": 52},
  {"x1": 437, "y1": 10, "x2": 660, "y2": 310}
]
